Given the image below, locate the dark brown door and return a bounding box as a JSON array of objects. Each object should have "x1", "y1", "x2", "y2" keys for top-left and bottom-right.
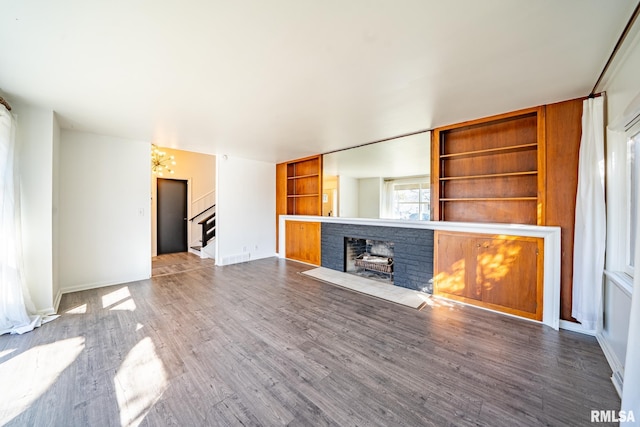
[{"x1": 157, "y1": 178, "x2": 188, "y2": 255}]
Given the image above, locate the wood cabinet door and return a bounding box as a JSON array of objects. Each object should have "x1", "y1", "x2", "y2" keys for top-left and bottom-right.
[
  {"x1": 433, "y1": 232, "x2": 481, "y2": 301},
  {"x1": 434, "y1": 231, "x2": 543, "y2": 321},
  {"x1": 477, "y1": 237, "x2": 542, "y2": 319},
  {"x1": 285, "y1": 221, "x2": 321, "y2": 266}
]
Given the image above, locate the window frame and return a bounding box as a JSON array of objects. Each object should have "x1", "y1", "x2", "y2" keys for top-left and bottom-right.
[
  {"x1": 383, "y1": 176, "x2": 430, "y2": 221},
  {"x1": 625, "y1": 118, "x2": 640, "y2": 277}
]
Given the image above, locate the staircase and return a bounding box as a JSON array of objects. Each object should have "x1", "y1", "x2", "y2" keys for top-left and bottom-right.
[{"x1": 189, "y1": 205, "x2": 216, "y2": 258}]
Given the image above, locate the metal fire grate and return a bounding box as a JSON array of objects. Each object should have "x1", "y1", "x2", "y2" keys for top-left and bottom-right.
[{"x1": 354, "y1": 254, "x2": 394, "y2": 274}]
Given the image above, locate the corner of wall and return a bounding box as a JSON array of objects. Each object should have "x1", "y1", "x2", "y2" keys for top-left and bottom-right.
[{"x1": 15, "y1": 102, "x2": 56, "y2": 312}]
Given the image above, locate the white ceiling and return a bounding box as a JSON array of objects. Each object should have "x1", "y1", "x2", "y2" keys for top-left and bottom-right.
[{"x1": 0, "y1": 1, "x2": 637, "y2": 163}]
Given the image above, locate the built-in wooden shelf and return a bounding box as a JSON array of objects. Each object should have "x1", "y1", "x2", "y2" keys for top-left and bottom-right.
[
  {"x1": 440, "y1": 197, "x2": 538, "y2": 202},
  {"x1": 440, "y1": 171, "x2": 538, "y2": 181},
  {"x1": 287, "y1": 173, "x2": 319, "y2": 180},
  {"x1": 439, "y1": 143, "x2": 537, "y2": 159},
  {"x1": 276, "y1": 154, "x2": 323, "y2": 251},
  {"x1": 432, "y1": 107, "x2": 545, "y2": 225}
]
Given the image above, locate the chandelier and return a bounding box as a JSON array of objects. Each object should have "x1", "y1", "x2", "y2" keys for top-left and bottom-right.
[{"x1": 151, "y1": 145, "x2": 176, "y2": 176}]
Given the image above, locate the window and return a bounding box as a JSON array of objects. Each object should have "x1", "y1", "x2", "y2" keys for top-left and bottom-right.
[
  {"x1": 384, "y1": 177, "x2": 430, "y2": 220},
  {"x1": 626, "y1": 120, "x2": 640, "y2": 275}
]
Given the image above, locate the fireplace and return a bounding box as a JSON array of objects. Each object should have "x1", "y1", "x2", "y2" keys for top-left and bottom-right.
[{"x1": 344, "y1": 237, "x2": 394, "y2": 283}]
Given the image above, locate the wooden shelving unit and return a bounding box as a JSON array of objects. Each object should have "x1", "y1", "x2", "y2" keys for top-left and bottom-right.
[
  {"x1": 432, "y1": 107, "x2": 545, "y2": 225},
  {"x1": 438, "y1": 143, "x2": 538, "y2": 159},
  {"x1": 439, "y1": 170, "x2": 538, "y2": 181},
  {"x1": 431, "y1": 98, "x2": 584, "y2": 323},
  {"x1": 285, "y1": 156, "x2": 322, "y2": 215},
  {"x1": 276, "y1": 154, "x2": 323, "y2": 252}
]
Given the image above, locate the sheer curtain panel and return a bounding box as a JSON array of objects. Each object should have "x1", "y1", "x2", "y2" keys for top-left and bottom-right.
[
  {"x1": 0, "y1": 104, "x2": 41, "y2": 335},
  {"x1": 571, "y1": 96, "x2": 606, "y2": 332}
]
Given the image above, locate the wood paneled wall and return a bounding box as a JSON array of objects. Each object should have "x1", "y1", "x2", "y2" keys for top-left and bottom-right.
[
  {"x1": 432, "y1": 98, "x2": 584, "y2": 322},
  {"x1": 544, "y1": 98, "x2": 583, "y2": 321}
]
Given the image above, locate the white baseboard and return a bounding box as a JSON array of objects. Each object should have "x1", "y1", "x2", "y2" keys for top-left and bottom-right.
[
  {"x1": 596, "y1": 332, "x2": 625, "y2": 398},
  {"x1": 53, "y1": 289, "x2": 63, "y2": 313},
  {"x1": 201, "y1": 240, "x2": 216, "y2": 259},
  {"x1": 217, "y1": 252, "x2": 276, "y2": 266},
  {"x1": 36, "y1": 306, "x2": 57, "y2": 316},
  {"x1": 559, "y1": 319, "x2": 597, "y2": 335},
  {"x1": 612, "y1": 371, "x2": 624, "y2": 398},
  {"x1": 252, "y1": 253, "x2": 279, "y2": 262},
  {"x1": 188, "y1": 247, "x2": 205, "y2": 257},
  {"x1": 59, "y1": 274, "x2": 150, "y2": 296}
]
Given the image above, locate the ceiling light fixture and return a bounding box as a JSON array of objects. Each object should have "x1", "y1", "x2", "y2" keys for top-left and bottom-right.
[{"x1": 151, "y1": 144, "x2": 176, "y2": 176}]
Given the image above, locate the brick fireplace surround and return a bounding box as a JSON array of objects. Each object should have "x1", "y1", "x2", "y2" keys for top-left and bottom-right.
[{"x1": 321, "y1": 222, "x2": 434, "y2": 293}]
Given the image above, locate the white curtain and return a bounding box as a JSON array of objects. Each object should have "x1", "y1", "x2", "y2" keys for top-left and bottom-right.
[
  {"x1": 0, "y1": 104, "x2": 41, "y2": 335},
  {"x1": 572, "y1": 96, "x2": 606, "y2": 331}
]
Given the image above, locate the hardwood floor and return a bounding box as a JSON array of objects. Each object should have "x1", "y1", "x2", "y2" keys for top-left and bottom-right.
[
  {"x1": 151, "y1": 251, "x2": 216, "y2": 277},
  {"x1": 0, "y1": 257, "x2": 620, "y2": 426}
]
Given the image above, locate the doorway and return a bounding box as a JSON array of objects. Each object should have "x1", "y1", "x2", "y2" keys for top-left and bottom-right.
[{"x1": 157, "y1": 178, "x2": 188, "y2": 255}]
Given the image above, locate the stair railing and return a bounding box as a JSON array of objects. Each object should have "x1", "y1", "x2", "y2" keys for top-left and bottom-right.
[
  {"x1": 198, "y1": 211, "x2": 216, "y2": 247},
  {"x1": 189, "y1": 204, "x2": 215, "y2": 222}
]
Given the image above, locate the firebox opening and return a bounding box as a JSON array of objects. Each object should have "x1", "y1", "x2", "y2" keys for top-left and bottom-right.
[{"x1": 344, "y1": 237, "x2": 394, "y2": 283}]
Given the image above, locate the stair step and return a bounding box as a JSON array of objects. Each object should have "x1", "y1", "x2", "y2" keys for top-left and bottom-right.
[{"x1": 191, "y1": 245, "x2": 202, "y2": 251}]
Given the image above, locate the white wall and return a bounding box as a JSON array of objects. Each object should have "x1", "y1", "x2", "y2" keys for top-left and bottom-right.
[
  {"x1": 52, "y1": 114, "x2": 61, "y2": 308},
  {"x1": 58, "y1": 130, "x2": 151, "y2": 293},
  {"x1": 603, "y1": 275, "x2": 632, "y2": 374},
  {"x1": 215, "y1": 155, "x2": 275, "y2": 265},
  {"x1": 338, "y1": 176, "x2": 358, "y2": 218},
  {"x1": 600, "y1": 18, "x2": 640, "y2": 410},
  {"x1": 15, "y1": 103, "x2": 55, "y2": 314},
  {"x1": 358, "y1": 177, "x2": 382, "y2": 218}
]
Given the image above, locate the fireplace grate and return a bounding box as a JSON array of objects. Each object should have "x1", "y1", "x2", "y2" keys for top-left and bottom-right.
[{"x1": 354, "y1": 254, "x2": 394, "y2": 275}]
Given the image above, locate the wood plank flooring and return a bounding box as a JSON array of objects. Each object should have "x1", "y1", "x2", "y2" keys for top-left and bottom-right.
[
  {"x1": 151, "y1": 251, "x2": 216, "y2": 277},
  {"x1": 0, "y1": 257, "x2": 620, "y2": 426}
]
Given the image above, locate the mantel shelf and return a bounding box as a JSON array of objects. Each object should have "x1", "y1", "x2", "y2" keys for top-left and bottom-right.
[
  {"x1": 440, "y1": 143, "x2": 537, "y2": 160},
  {"x1": 440, "y1": 171, "x2": 538, "y2": 181}
]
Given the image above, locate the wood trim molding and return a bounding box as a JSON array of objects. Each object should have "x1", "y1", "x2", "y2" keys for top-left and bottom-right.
[
  {"x1": 0, "y1": 96, "x2": 11, "y2": 111},
  {"x1": 537, "y1": 105, "x2": 547, "y2": 225},
  {"x1": 434, "y1": 106, "x2": 541, "y2": 132}
]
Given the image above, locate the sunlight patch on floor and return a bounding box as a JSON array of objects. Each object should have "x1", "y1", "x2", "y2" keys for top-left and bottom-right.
[
  {"x1": 66, "y1": 303, "x2": 87, "y2": 314},
  {"x1": 0, "y1": 337, "x2": 85, "y2": 424},
  {"x1": 0, "y1": 348, "x2": 16, "y2": 359},
  {"x1": 102, "y1": 287, "x2": 131, "y2": 309},
  {"x1": 110, "y1": 298, "x2": 137, "y2": 311},
  {"x1": 114, "y1": 337, "x2": 168, "y2": 427}
]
